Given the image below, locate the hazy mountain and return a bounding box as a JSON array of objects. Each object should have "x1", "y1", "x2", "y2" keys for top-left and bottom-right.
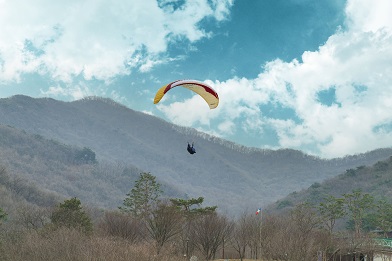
[
  {"x1": 1, "y1": 95, "x2": 392, "y2": 215},
  {"x1": 266, "y1": 155, "x2": 392, "y2": 216},
  {"x1": 0, "y1": 124, "x2": 183, "y2": 210}
]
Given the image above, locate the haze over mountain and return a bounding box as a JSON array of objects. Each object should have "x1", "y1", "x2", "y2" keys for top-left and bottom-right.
[
  {"x1": 1, "y1": 95, "x2": 391, "y2": 215},
  {"x1": 0, "y1": 124, "x2": 184, "y2": 211},
  {"x1": 265, "y1": 155, "x2": 392, "y2": 231}
]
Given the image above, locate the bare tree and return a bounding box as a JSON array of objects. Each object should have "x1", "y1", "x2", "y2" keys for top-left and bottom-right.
[
  {"x1": 98, "y1": 211, "x2": 143, "y2": 243},
  {"x1": 285, "y1": 203, "x2": 323, "y2": 261},
  {"x1": 15, "y1": 203, "x2": 50, "y2": 230},
  {"x1": 258, "y1": 214, "x2": 282, "y2": 260},
  {"x1": 260, "y1": 215, "x2": 292, "y2": 260},
  {"x1": 230, "y1": 212, "x2": 255, "y2": 260},
  {"x1": 244, "y1": 214, "x2": 262, "y2": 259},
  {"x1": 259, "y1": 204, "x2": 326, "y2": 261},
  {"x1": 145, "y1": 202, "x2": 184, "y2": 255},
  {"x1": 192, "y1": 213, "x2": 233, "y2": 261},
  {"x1": 170, "y1": 196, "x2": 217, "y2": 257}
]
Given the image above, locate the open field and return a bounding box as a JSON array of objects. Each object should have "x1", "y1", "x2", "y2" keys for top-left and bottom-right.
[{"x1": 214, "y1": 259, "x2": 265, "y2": 261}]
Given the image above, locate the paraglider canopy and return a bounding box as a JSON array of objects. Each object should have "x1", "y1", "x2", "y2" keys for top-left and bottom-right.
[{"x1": 153, "y1": 79, "x2": 219, "y2": 109}]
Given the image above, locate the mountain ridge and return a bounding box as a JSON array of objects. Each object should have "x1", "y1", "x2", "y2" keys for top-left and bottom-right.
[{"x1": 1, "y1": 94, "x2": 391, "y2": 214}]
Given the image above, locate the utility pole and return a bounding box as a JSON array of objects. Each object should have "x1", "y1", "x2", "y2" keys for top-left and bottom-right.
[
  {"x1": 186, "y1": 237, "x2": 189, "y2": 259},
  {"x1": 222, "y1": 237, "x2": 225, "y2": 259},
  {"x1": 259, "y1": 214, "x2": 262, "y2": 260},
  {"x1": 256, "y1": 208, "x2": 262, "y2": 260}
]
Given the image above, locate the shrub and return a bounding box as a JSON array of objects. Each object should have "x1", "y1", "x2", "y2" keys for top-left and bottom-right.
[
  {"x1": 0, "y1": 227, "x2": 185, "y2": 261},
  {"x1": 97, "y1": 211, "x2": 143, "y2": 243}
]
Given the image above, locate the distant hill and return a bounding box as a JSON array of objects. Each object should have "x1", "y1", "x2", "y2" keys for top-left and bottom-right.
[
  {"x1": 267, "y1": 156, "x2": 392, "y2": 214},
  {"x1": 1, "y1": 95, "x2": 392, "y2": 215},
  {"x1": 0, "y1": 124, "x2": 183, "y2": 210}
]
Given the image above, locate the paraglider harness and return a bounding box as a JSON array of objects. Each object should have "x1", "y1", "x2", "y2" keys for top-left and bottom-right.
[{"x1": 187, "y1": 142, "x2": 196, "y2": 154}]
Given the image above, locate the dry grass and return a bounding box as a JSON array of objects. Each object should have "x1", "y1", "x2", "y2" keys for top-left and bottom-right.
[
  {"x1": 214, "y1": 258, "x2": 264, "y2": 261},
  {"x1": 0, "y1": 228, "x2": 184, "y2": 261}
]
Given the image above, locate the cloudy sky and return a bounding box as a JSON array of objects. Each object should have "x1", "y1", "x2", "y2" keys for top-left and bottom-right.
[{"x1": 1, "y1": 0, "x2": 391, "y2": 159}]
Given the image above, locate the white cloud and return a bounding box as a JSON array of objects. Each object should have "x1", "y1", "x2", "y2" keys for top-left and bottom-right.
[
  {"x1": 265, "y1": 0, "x2": 392, "y2": 158},
  {"x1": 41, "y1": 81, "x2": 95, "y2": 100},
  {"x1": 0, "y1": 0, "x2": 233, "y2": 83},
  {"x1": 2, "y1": 0, "x2": 391, "y2": 158},
  {"x1": 210, "y1": 0, "x2": 235, "y2": 21},
  {"x1": 158, "y1": 0, "x2": 392, "y2": 158},
  {"x1": 345, "y1": 0, "x2": 392, "y2": 32},
  {"x1": 157, "y1": 95, "x2": 216, "y2": 126},
  {"x1": 157, "y1": 77, "x2": 268, "y2": 135},
  {"x1": 218, "y1": 120, "x2": 235, "y2": 135}
]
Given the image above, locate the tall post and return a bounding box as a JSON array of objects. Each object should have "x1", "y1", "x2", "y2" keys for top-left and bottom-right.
[
  {"x1": 222, "y1": 237, "x2": 225, "y2": 259},
  {"x1": 257, "y1": 208, "x2": 262, "y2": 260},
  {"x1": 255, "y1": 208, "x2": 262, "y2": 259},
  {"x1": 259, "y1": 215, "x2": 262, "y2": 260},
  {"x1": 186, "y1": 237, "x2": 189, "y2": 259}
]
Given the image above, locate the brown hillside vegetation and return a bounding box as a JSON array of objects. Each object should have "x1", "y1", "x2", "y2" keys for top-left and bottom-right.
[
  {"x1": 269, "y1": 155, "x2": 392, "y2": 215},
  {"x1": 1, "y1": 199, "x2": 389, "y2": 261},
  {"x1": 0, "y1": 228, "x2": 184, "y2": 261},
  {"x1": 2, "y1": 162, "x2": 392, "y2": 260}
]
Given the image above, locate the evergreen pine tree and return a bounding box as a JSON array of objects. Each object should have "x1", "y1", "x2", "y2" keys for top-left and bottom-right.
[{"x1": 120, "y1": 172, "x2": 162, "y2": 219}]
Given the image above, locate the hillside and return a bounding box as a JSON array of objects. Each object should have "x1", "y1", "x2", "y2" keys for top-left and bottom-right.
[
  {"x1": 0, "y1": 124, "x2": 183, "y2": 210},
  {"x1": 267, "y1": 156, "x2": 392, "y2": 214},
  {"x1": 1, "y1": 95, "x2": 392, "y2": 214}
]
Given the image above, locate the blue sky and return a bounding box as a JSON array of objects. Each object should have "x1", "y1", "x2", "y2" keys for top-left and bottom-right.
[{"x1": 1, "y1": 0, "x2": 392, "y2": 158}]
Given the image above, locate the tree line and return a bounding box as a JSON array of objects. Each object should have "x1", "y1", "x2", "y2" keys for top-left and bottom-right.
[{"x1": 1, "y1": 171, "x2": 392, "y2": 261}]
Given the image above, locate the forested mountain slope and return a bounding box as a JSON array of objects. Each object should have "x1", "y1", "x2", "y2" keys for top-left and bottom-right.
[
  {"x1": 0, "y1": 124, "x2": 182, "y2": 210},
  {"x1": 1, "y1": 95, "x2": 391, "y2": 214},
  {"x1": 267, "y1": 156, "x2": 392, "y2": 214}
]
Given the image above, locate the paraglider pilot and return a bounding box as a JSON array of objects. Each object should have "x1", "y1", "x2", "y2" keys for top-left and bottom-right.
[{"x1": 187, "y1": 142, "x2": 196, "y2": 154}]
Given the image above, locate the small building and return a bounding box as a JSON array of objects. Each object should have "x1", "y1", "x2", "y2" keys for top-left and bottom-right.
[
  {"x1": 373, "y1": 238, "x2": 392, "y2": 261},
  {"x1": 324, "y1": 238, "x2": 392, "y2": 261}
]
